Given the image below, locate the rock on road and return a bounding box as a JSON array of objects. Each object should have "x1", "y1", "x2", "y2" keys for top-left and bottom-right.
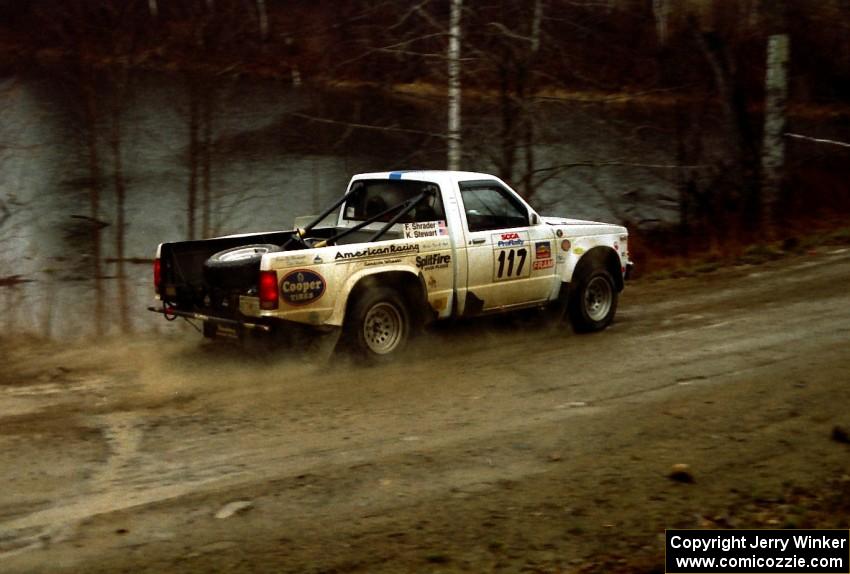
[{"x1": 1, "y1": 248, "x2": 849, "y2": 573}]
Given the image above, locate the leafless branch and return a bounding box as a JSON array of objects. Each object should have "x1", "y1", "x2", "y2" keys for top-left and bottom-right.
[
  {"x1": 785, "y1": 132, "x2": 850, "y2": 149},
  {"x1": 285, "y1": 111, "x2": 447, "y2": 139},
  {"x1": 333, "y1": 33, "x2": 448, "y2": 71}
]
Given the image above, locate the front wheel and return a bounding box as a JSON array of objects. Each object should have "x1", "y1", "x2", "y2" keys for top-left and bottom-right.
[
  {"x1": 568, "y1": 268, "x2": 618, "y2": 333},
  {"x1": 343, "y1": 287, "x2": 411, "y2": 361}
]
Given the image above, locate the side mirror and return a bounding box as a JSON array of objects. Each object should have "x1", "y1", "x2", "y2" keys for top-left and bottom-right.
[{"x1": 529, "y1": 212, "x2": 541, "y2": 226}]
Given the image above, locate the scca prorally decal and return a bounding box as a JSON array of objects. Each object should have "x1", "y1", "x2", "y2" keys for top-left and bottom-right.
[
  {"x1": 493, "y1": 231, "x2": 528, "y2": 248},
  {"x1": 280, "y1": 269, "x2": 326, "y2": 305},
  {"x1": 335, "y1": 243, "x2": 421, "y2": 261},
  {"x1": 535, "y1": 241, "x2": 551, "y2": 260},
  {"x1": 416, "y1": 253, "x2": 451, "y2": 270}
]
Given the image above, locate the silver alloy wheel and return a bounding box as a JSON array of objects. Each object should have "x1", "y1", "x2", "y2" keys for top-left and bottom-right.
[
  {"x1": 584, "y1": 275, "x2": 613, "y2": 321},
  {"x1": 363, "y1": 302, "x2": 404, "y2": 354}
]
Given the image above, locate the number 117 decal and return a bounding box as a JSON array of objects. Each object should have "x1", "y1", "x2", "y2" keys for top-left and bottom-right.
[{"x1": 494, "y1": 247, "x2": 530, "y2": 281}]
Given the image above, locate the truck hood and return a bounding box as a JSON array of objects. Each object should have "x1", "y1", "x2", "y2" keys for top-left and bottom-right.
[{"x1": 542, "y1": 216, "x2": 627, "y2": 236}]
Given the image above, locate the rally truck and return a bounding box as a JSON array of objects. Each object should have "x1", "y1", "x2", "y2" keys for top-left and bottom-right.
[{"x1": 150, "y1": 171, "x2": 632, "y2": 359}]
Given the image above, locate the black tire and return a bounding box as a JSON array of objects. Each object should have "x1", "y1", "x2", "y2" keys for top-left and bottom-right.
[
  {"x1": 343, "y1": 287, "x2": 411, "y2": 361},
  {"x1": 203, "y1": 243, "x2": 279, "y2": 290},
  {"x1": 568, "y1": 267, "x2": 618, "y2": 333}
]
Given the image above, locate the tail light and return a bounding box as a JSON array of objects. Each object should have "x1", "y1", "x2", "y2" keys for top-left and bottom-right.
[
  {"x1": 259, "y1": 270, "x2": 279, "y2": 310},
  {"x1": 153, "y1": 258, "x2": 161, "y2": 295}
]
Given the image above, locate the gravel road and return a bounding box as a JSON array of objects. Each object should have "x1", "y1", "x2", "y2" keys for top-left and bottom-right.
[{"x1": 2, "y1": 247, "x2": 849, "y2": 573}]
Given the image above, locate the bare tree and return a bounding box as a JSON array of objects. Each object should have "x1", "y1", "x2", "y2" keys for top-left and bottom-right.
[
  {"x1": 760, "y1": 2, "x2": 789, "y2": 237},
  {"x1": 447, "y1": 0, "x2": 462, "y2": 170},
  {"x1": 256, "y1": 0, "x2": 269, "y2": 41}
]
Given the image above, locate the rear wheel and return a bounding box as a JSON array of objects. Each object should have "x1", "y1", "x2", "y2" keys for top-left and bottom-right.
[
  {"x1": 343, "y1": 287, "x2": 411, "y2": 361},
  {"x1": 568, "y1": 268, "x2": 618, "y2": 332}
]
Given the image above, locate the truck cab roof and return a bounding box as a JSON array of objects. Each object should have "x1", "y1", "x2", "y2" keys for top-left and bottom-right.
[{"x1": 352, "y1": 170, "x2": 504, "y2": 184}]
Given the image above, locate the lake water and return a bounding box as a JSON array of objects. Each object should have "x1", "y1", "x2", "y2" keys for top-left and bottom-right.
[{"x1": 0, "y1": 70, "x2": 680, "y2": 339}]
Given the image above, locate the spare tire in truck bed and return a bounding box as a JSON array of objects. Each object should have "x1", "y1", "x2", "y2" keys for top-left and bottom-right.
[{"x1": 203, "y1": 244, "x2": 280, "y2": 290}]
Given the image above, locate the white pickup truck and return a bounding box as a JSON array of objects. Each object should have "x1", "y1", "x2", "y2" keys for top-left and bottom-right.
[{"x1": 151, "y1": 170, "x2": 632, "y2": 359}]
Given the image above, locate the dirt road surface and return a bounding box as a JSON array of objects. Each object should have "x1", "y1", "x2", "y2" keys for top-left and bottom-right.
[{"x1": 2, "y1": 248, "x2": 849, "y2": 573}]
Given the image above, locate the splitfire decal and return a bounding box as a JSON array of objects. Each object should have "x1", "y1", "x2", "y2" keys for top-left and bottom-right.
[{"x1": 416, "y1": 253, "x2": 451, "y2": 270}]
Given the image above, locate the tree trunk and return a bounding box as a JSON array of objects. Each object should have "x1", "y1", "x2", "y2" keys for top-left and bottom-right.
[
  {"x1": 201, "y1": 81, "x2": 214, "y2": 239},
  {"x1": 447, "y1": 0, "x2": 462, "y2": 171},
  {"x1": 110, "y1": 69, "x2": 130, "y2": 333},
  {"x1": 83, "y1": 76, "x2": 105, "y2": 337},
  {"x1": 256, "y1": 0, "x2": 269, "y2": 41},
  {"x1": 652, "y1": 0, "x2": 669, "y2": 45},
  {"x1": 760, "y1": 33, "x2": 790, "y2": 237},
  {"x1": 187, "y1": 78, "x2": 199, "y2": 240}
]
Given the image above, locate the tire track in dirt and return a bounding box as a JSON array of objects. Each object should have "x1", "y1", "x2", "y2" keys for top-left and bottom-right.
[{"x1": 1, "y1": 249, "x2": 849, "y2": 571}]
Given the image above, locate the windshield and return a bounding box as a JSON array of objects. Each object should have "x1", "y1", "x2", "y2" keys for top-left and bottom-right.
[{"x1": 342, "y1": 179, "x2": 446, "y2": 224}]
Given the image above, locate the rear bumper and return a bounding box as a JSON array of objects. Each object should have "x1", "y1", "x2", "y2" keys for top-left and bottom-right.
[{"x1": 147, "y1": 305, "x2": 272, "y2": 333}]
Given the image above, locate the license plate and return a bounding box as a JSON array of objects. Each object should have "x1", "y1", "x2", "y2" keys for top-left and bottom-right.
[
  {"x1": 239, "y1": 295, "x2": 260, "y2": 316},
  {"x1": 214, "y1": 324, "x2": 239, "y2": 339}
]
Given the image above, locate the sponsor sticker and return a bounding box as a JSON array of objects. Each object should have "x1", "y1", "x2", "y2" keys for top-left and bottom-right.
[
  {"x1": 335, "y1": 242, "x2": 421, "y2": 261},
  {"x1": 364, "y1": 258, "x2": 402, "y2": 267},
  {"x1": 492, "y1": 231, "x2": 528, "y2": 248},
  {"x1": 403, "y1": 220, "x2": 449, "y2": 239},
  {"x1": 280, "y1": 269, "x2": 326, "y2": 306},
  {"x1": 573, "y1": 247, "x2": 585, "y2": 255},
  {"x1": 416, "y1": 253, "x2": 451, "y2": 270},
  {"x1": 281, "y1": 254, "x2": 308, "y2": 266},
  {"x1": 535, "y1": 241, "x2": 552, "y2": 260},
  {"x1": 533, "y1": 258, "x2": 554, "y2": 270}
]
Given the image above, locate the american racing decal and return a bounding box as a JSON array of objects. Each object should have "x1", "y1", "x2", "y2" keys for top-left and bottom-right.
[
  {"x1": 403, "y1": 220, "x2": 448, "y2": 239},
  {"x1": 492, "y1": 231, "x2": 528, "y2": 248},
  {"x1": 416, "y1": 253, "x2": 451, "y2": 270},
  {"x1": 534, "y1": 241, "x2": 551, "y2": 260},
  {"x1": 280, "y1": 269, "x2": 326, "y2": 306},
  {"x1": 335, "y1": 243, "x2": 420, "y2": 261}
]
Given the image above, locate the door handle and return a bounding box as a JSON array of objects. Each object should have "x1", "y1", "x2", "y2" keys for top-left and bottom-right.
[{"x1": 471, "y1": 238, "x2": 486, "y2": 245}]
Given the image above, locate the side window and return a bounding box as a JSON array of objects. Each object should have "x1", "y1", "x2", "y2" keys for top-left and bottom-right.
[
  {"x1": 460, "y1": 183, "x2": 530, "y2": 232},
  {"x1": 344, "y1": 180, "x2": 445, "y2": 224}
]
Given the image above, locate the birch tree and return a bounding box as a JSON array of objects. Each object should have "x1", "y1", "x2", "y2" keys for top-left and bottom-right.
[{"x1": 760, "y1": 3, "x2": 789, "y2": 236}]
